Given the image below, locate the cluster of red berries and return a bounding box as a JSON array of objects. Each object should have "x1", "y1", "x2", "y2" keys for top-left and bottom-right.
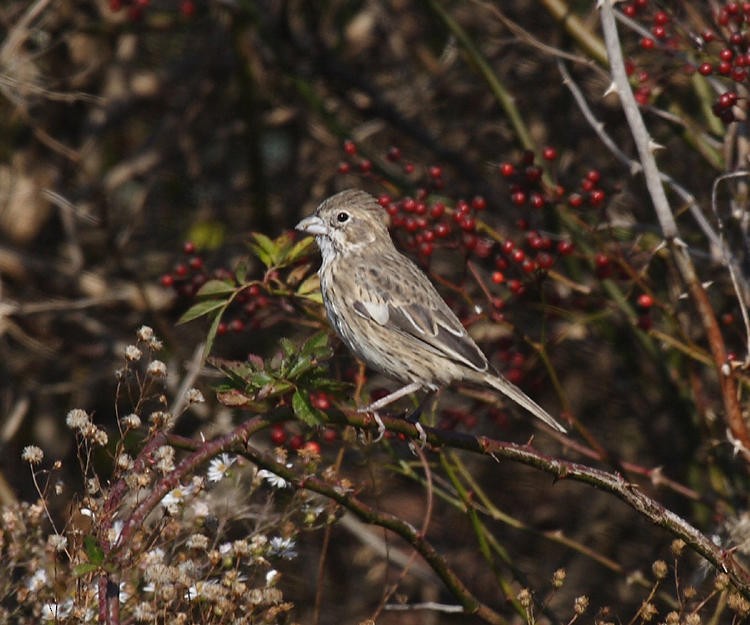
[
  {"x1": 160, "y1": 242, "x2": 272, "y2": 335},
  {"x1": 269, "y1": 422, "x2": 337, "y2": 454},
  {"x1": 109, "y1": 0, "x2": 196, "y2": 21},
  {"x1": 620, "y1": 0, "x2": 749, "y2": 121}
]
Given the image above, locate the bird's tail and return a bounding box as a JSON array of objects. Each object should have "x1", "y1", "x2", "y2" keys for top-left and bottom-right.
[{"x1": 482, "y1": 372, "x2": 567, "y2": 433}]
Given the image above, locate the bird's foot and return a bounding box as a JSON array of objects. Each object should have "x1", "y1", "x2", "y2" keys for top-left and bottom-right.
[
  {"x1": 356, "y1": 408, "x2": 386, "y2": 443},
  {"x1": 408, "y1": 421, "x2": 428, "y2": 453}
]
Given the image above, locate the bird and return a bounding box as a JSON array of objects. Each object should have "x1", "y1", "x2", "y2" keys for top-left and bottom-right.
[{"x1": 295, "y1": 189, "x2": 567, "y2": 435}]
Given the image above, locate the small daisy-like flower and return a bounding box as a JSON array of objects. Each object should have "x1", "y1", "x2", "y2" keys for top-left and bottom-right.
[
  {"x1": 207, "y1": 453, "x2": 236, "y2": 482},
  {"x1": 149, "y1": 410, "x2": 175, "y2": 429},
  {"x1": 257, "y1": 469, "x2": 289, "y2": 489},
  {"x1": 136, "y1": 325, "x2": 154, "y2": 342},
  {"x1": 147, "y1": 360, "x2": 167, "y2": 377},
  {"x1": 161, "y1": 483, "x2": 194, "y2": 513},
  {"x1": 186, "y1": 388, "x2": 205, "y2": 404},
  {"x1": 268, "y1": 536, "x2": 298, "y2": 560},
  {"x1": 65, "y1": 408, "x2": 90, "y2": 430},
  {"x1": 125, "y1": 345, "x2": 142, "y2": 361},
  {"x1": 121, "y1": 413, "x2": 141, "y2": 429},
  {"x1": 47, "y1": 533, "x2": 68, "y2": 552},
  {"x1": 22, "y1": 445, "x2": 44, "y2": 465}
]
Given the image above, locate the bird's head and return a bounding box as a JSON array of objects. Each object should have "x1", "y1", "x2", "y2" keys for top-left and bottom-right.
[{"x1": 295, "y1": 189, "x2": 390, "y2": 260}]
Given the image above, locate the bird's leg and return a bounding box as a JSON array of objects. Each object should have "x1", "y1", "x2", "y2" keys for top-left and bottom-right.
[
  {"x1": 405, "y1": 391, "x2": 436, "y2": 423},
  {"x1": 359, "y1": 382, "x2": 424, "y2": 413}
]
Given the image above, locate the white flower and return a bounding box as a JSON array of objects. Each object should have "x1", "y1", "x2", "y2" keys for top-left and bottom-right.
[
  {"x1": 192, "y1": 500, "x2": 210, "y2": 518},
  {"x1": 207, "y1": 453, "x2": 236, "y2": 483},
  {"x1": 47, "y1": 534, "x2": 68, "y2": 552},
  {"x1": 186, "y1": 388, "x2": 205, "y2": 404},
  {"x1": 185, "y1": 579, "x2": 220, "y2": 601},
  {"x1": 21, "y1": 446, "x2": 43, "y2": 464},
  {"x1": 125, "y1": 345, "x2": 142, "y2": 361},
  {"x1": 27, "y1": 569, "x2": 48, "y2": 591},
  {"x1": 161, "y1": 483, "x2": 194, "y2": 513},
  {"x1": 257, "y1": 469, "x2": 289, "y2": 489},
  {"x1": 41, "y1": 600, "x2": 73, "y2": 621},
  {"x1": 268, "y1": 536, "x2": 298, "y2": 560},
  {"x1": 136, "y1": 325, "x2": 154, "y2": 342},
  {"x1": 122, "y1": 413, "x2": 141, "y2": 429},
  {"x1": 147, "y1": 360, "x2": 167, "y2": 377},
  {"x1": 65, "y1": 408, "x2": 90, "y2": 429},
  {"x1": 265, "y1": 569, "x2": 280, "y2": 586}
]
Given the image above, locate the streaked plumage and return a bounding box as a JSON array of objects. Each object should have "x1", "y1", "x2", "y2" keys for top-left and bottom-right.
[{"x1": 295, "y1": 189, "x2": 566, "y2": 433}]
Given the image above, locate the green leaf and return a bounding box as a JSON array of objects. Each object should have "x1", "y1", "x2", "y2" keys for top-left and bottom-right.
[
  {"x1": 287, "y1": 236, "x2": 316, "y2": 263},
  {"x1": 186, "y1": 220, "x2": 226, "y2": 250},
  {"x1": 296, "y1": 274, "x2": 322, "y2": 303},
  {"x1": 301, "y1": 332, "x2": 331, "y2": 359},
  {"x1": 287, "y1": 354, "x2": 314, "y2": 380},
  {"x1": 292, "y1": 389, "x2": 325, "y2": 426},
  {"x1": 84, "y1": 535, "x2": 105, "y2": 566},
  {"x1": 74, "y1": 562, "x2": 100, "y2": 577},
  {"x1": 249, "y1": 232, "x2": 279, "y2": 268},
  {"x1": 195, "y1": 279, "x2": 236, "y2": 297},
  {"x1": 235, "y1": 260, "x2": 249, "y2": 284},
  {"x1": 178, "y1": 299, "x2": 226, "y2": 324}
]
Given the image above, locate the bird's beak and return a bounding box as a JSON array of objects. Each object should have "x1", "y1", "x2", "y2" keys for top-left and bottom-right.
[{"x1": 295, "y1": 214, "x2": 327, "y2": 236}]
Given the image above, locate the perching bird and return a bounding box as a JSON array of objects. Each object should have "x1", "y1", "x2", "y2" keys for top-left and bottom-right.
[{"x1": 295, "y1": 189, "x2": 567, "y2": 434}]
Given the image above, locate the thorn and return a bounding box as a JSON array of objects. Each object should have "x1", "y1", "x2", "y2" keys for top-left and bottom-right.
[
  {"x1": 603, "y1": 82, "x2": 618, "y2": 97},
  {"x1": 648, "y1": 139, "x2": 666, "y2": 152}
]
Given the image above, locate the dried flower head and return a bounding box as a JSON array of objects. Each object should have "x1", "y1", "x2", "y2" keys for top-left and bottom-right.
[
  {"x1": 652, "y1": 559, "x2": 668, "y2": 579},
  {"x1": 125, "y1": 345, "x2": 143, "y2": 361},
  {"x1": 147, "y1": 360, "x2": 167, "y2": 377},
  {"x1": 137, "y1": 325, "x2": 154, "y2": 342},
  {"x1": 21, "y1": 446, "x2": 44, "y2": 465},
  {"x1": 65, "y1": 408, "x2": 90, "y2": 430},
  {"x1": 574, "y1": 595, "x2": 589, "y2": 615}
]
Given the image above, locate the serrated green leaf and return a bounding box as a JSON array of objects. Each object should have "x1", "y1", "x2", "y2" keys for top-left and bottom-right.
[
  {"x1": 178, "y1": 299, "x2": 226, "y2": 324},
  {"x1": 292, "y1": 389, "x2": 325, "y2": 426},
  {"x1": 279, "y1": 337, "x2": 296, "y2": 358},
  {"x1": 195, "y1": 279, "x2": 236, "y2": 297},
  {"x1": 84, "y1": 535, "x2": 105, "y2": 566}
]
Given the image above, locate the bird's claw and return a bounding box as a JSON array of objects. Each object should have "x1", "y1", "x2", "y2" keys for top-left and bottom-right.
[
  {"x1": 408, "y1": 422, "x2": 428, "y2": 453},
  {"x1": 356, "y1": 408, "x2": 386, "y2": 444}
]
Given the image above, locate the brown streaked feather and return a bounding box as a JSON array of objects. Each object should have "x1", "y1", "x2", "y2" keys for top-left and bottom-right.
[{"x1": 353, "y1": 258, "x2": 489, "y2": 373}]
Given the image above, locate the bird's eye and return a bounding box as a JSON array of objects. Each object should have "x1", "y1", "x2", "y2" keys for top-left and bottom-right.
[{"x1": 336, "y1": 211, "x2": 350, "y2": 223}]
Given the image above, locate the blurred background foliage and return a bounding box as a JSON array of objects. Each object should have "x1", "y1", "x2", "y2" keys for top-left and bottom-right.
[{"x1": 2, "y1": 0, "x2": 750, "y2": 623}]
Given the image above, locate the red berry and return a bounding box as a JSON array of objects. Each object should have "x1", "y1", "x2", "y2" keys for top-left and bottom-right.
[
  {"x1": 337, "y1": 162, "x2": 351, "y2": 174},
  {"x1": 499, "y1": 162, "x2": 515, "y2": 177},
  {"x1": 640, "y1": 37, "x2": 655, "y2": 50},
  {"x1": 386, "y1": 146, "x2": 402, "y2": 161},
  {"x1": 434, "y1": 223, "x2": 451, "y2": 238},
  {"x1": 542, "y1": 146, "x2": 557, "y2": 160},
  {"x1": 492, "y1": 271, "x2": 505, "y2": 284},
  {"x1": 594, "y1": 253, "x2": 610, "y2": 268},
  {"x1": 472, "y1": 196, "x2": 487, "y2": 211},
  {"x1": 289, "y1": 434, "x2": 304, "y2": 450},
  {"x1": 217, "y1": 322, "x2": 228, "y2": 335},
  {"x1": 530, "y1": 193, "x2": 545, "y2": 209},
  {"x1": 622, "y1": 3, "x2": 636, "y2": 17},
  {"x1": 463, "y1": 234, "x2": 478, "y2": 251},
  {"x1": 525, "y1": 166, "x2": 542, "y2": 182},
  {"x1": 160, "y1": 274, "x2": 174, "y2": 287},
  {"x1": 473, "y1": 238, "x2": 494, "y2": 258},
  {"x1": 322, "y1": 428, "x2": 337, "y2": 443},
  {"x1": 359, "y1": 159, "x2": 372, "y2": 173},
  {"x1": 698, "y1": 63, "x2": 713, "y2": 76},
  {"x1": 511, "y1": 249, "x2": 526, "y2": 263},
  {"x1": 459, "y1": 216, "x2": 476, "y2": 232},
  {"x1": 586, "y1": 169, "x2": 601, "y2": 183},
  {"x1": 568, "y1": 193, "x2": 584, "y2": 208},
  {"x1": 174, "y1": 263, "x2": 188, "y2": 277},
  {"x1": 637, "y1": 293, "x2": 654, "y2": 308},
  {"x1": 188, "y1": 256, "x2": 203, "y2": 270},
  {"x1": 402, "y1": 198, "x2": 416, "y2": 212},
  {"x1": 589, "y1": 189, "x2": 606, "y2": 205},
  {"x1": 653, "y1": 10, "x2": 669, "y2": 25},
  {"x1": 343, "y1": 139, "x2": 357, "y2": 155},
  {"x1": 270, "y1": 425, "x2": 287, "y2": 445},
  {"x1": 536, "y1": 252, "x2": 554, "y2": 269},
  {"x1": 511, "y1": 191, "x2": 527, "y2": 206},
  {"x1": 429, "y1": 165, "x2": 443, "y2": 179},
  {"x1": 183, "y1": 241, "x2": 196, "y2": 254},
  {"x1": 430, "y1": 202, "x2": 445, "y2": 219},
  {"x1": 651, "y1": 25, "x2": 667, "y2": 39},
  {"x1": 377, "y1": 194, "x2": 391, "y2": 207},
  {"x1": 720, "y1": 48, "x2": 734, "y2": 62},
  {"x1": 403, "y1": 163, "x2": 415, "y2": 174},
  {"x1": 419, "y1": 242, "x2": 434, "y2": 256},
  {"x1": 180, "y1": 0, "x2": 195, "y2": 17},
  {"x1": 501, "y1": 240, "x2": 515, "y2": 254},
  {"x1": 229, "y1": 319, "x2": 245, "y2": 332},
  {"x1": 718, "y1": 61, "x2": 732, "y2": 75}
]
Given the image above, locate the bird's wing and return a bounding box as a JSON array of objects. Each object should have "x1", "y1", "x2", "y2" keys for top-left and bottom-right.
[{"x1": 352, "y1": 255, "x2": 489, "y2": 373}]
